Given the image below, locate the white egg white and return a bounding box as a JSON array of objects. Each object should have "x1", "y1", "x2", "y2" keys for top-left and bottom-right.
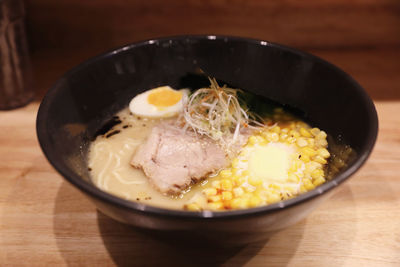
[{"x1": 129, "y1": 86, "x2": 189, "y2": 118}]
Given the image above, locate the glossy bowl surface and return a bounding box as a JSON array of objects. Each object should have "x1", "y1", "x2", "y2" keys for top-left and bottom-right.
[{"x1": 37, "y1": 35, "x2": 378, "y2": 244}]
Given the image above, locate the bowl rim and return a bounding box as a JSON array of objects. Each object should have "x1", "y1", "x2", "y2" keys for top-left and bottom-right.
[{"x1": 36, "y1": 34, "x2": 378, "y2": 220}]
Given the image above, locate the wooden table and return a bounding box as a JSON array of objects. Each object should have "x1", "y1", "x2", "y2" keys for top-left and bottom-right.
[{"x1": 0, "y1": 100, "x2": 399, "y2": 266}]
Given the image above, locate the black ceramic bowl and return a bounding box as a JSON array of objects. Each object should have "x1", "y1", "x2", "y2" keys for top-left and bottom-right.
[{"x1": 37, "y1": 35, "x2": 378, "y2": 245}]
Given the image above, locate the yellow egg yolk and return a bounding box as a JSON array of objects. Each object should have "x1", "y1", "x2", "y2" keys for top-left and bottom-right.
[{"x1": 147, "y1": 87, "x2": 182, "y2": 108}]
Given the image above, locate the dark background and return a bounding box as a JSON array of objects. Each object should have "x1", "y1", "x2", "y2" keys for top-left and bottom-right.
[{"x1": 25, "y1": 0, "x2": 400, "y2": 99}]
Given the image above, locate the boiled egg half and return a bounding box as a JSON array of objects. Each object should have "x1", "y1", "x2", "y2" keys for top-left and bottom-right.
[{"x1": 129, "y1": 86, "x2": 189, "y2": 118}]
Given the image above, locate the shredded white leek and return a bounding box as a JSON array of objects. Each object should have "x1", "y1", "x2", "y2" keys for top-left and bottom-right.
[{"x1": 182, "y1": 78, "x2": 264, "y2": 150}]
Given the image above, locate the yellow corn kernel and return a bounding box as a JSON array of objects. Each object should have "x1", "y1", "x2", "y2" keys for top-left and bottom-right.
[
  {"x1": 286, "y1": 137, "x2": 296, "y2": 144},
  {"x1": 297, "y1": 171, "x2": 305, "y2": 178},
  {"x1": 281, "y1": 192, "x2": 291, "y2": 200},
  {"x1": 261, "y1": 189, "x2": 278, "y2": 200},
  {"x1": 271, "y1": 126, "x2": 281, "y2": 133},
  {"x1": 261, "y1": 131, "x2": 270, "y2": 139},
  {"x1": 253, "y1": 187, "x2": 266, "y2": 197},
  {"x1": 231, "y1": 198, "x2": 247, "y2": 209},
  {"x1": 305, "y1": 162, "x2": 321, "y2": 172},
  {"x1": 208, "y1": 202, "x2": 223, "y2": 210},
  {"x1": 261, "y1": 131, "x2": 270, "y2": 140},
  {"x1": 233, "y1": 187, "x2": 244, "y2": 197},
  {"x1": 296, "y1": 121, "x2": 308, "y2": 129},
  {"x1": 299, "y1": 185, "x2": 307, "y2": 193},
  {"x1": 290, "y1": 159, "x2": 303, "y2": 172},
  {"x1": 289, "y1": 130, "x2": 301, "y2": 138},
  {"x1": 314, "y1": 155, "x2": 327, "y2": 165},
  {"x1": 249, "y1": 196, "x2": 262, "y2": 207},
  {"x1": 258, "y1": 137, "x2": 269, "y2": 146},
  {"x1": 241, "y1": 170, "x2": 250, "y2": 177},
  {"x1": 260, "y1": 140, "x2": 268, "y2": 146},
  {"x1": 221, "y1": 179, "x2": 233, "y2": 191},
  {"x1": 208, "y1": 195, "x2": 222, "y2": 202},
  {"x1": 280, "y1": 133, "x2": 288, "y2": 141},
  {"x1": 239, "y1": 150, "x2": 248, "y2": 158},
  {"x1": 185, "y1": 203, "x2": 201, "y2": 211},
  {"x1": 231, "y1": 158, "x2": 240, "y2": 168},
  {"x1": 222, "y1": 201, "x2": 232, "y2": 210},
  {"x1": 244, "y1": 185, "x2": 256, "y2": 193},
  {"x1": 281, "y1": 128, "x2": 289, "y2": 134},
  {"x1": 249, "y1": 176, "x2": 263, "y2": 186},
  {"x1": 317, "y1": 148, "x2": 330, "y2": 158},
  {"x1": 297, "y1": 137, "x2": 308, "y2": 147},
  {"x1": 316, "y1": 131, "x2": 327, "y2": 140},
  {"x1": 289, "y1": 164, "x2": 296, "y2": 173},
  {"x1": 288, "y1": 122, "x2": 296, "y2": 129},
  {"x1": 300, "y1": 127, "x2": 312, "y2": 138},
  {"x1": 248, "y1": 135, "x2": 259, "y2": 145},
  {"x1": 211, "y1": 180, "x2": 221, "y2": 189},
  {"x1": 241, "y1": 193, "x2": 252, "y2": 200},
  {"x1": 303, "y1": 179, "x2": 315, "y2": 191},
  {"x1": 316, "y1": 139, "x2": 328, "y2": 147},
  {"x1": 307, "y1": 138, "x2": 315, "y2": 147},
  {"x1": 301, "y1": 147, "x2": 317, "y2": 157},
  {"x1": 220, "y1": 169, "x2": 232, "y2": 178},
  {"x1": 203, "y1": 188, "x2": 217, "y2": 196},
  {"x1": 269, "y1": 183, "x2": 281, "y2": 190},
  {"x1": 313, "y1": 176, "x2": 326, "y2": 187},
  {"x1": 303, "y1": 171, "x2": 312, "y2": 180},
  {"x1": 256, "y1": 135, "x2": 265, "y2": 144},
  {"x1": 300, "y1": 154, "x2": 310, "y2": 163},
  {"x1": 235, "y1": 176, "x2": 247, "y2": 186},
  {"x1": 310, "y1": 128, "x2": 320, "y2": 136},
  {"x1": 222, "y1": 191, "x2": 233, "y2": 201},
  {"x1": 231, "y1": 174, "x2": 239, "y2": 183},
  {"x1": 233, "y1": 167, "x2": 241, "y2": 173},
  {"x1": 270, "y1": 132, "x2": 279, "y2": 142},
  {"x1": 267, "y1": 193, "x2": 281, "y2": 204},
  {"x1": 311, "y1": 169, "x2": 324, "y2": 179},
  {"x1": 284, "y1": 185, "x2": 296, "y2": 194},
  {"x1": 287, "y1": 173, "x2": 300, "y2": 183}
]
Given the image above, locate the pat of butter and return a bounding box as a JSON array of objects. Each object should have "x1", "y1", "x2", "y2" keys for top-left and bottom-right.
[{"x1": 249, "y1": 144, "x2": 290, "y2": 183}]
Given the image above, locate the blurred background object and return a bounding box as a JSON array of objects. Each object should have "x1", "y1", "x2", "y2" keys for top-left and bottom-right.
[
  {"x1": 0, "y1": 0, "x2": 32, "y2": 110},
  {"x1": 24, "y1": 0, "x2": 400, "y2": 99}
]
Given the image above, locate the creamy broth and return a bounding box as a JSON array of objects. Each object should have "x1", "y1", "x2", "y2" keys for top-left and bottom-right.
[{"x1": 88, "y1": 108, "x2": 206, "y2": 209}]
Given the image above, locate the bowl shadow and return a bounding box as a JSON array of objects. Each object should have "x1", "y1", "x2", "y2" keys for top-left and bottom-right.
[
  {"x1": 53, "y1": 182, "x2": 307, "y2": 266},
  {"x1": 97, "y1": 211, "x2": 263, "y2": 267},
  {"x1": 97, "y1": 211, "x2": 280, "y2": 267}
]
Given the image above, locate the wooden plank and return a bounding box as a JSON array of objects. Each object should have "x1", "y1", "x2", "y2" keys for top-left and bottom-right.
[
  {"x1": 311, "y1": 48, "x2": 400, "y2": 100},
  {"x1": 25, "y1": 0, "x2": 400, "y2": 51},
  {"x1": 0, "y1": 101, "x2": 399, "y2": 266}
]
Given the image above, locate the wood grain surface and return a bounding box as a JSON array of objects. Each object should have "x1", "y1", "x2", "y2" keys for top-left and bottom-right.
[
  {"x1": 25, "y1": 0, "x2": 400, "y2": 51},
  {"x1": 24, "y1": 0, "x2": 400, "y2": 101},
  {"x1": 0, "y1": 101, "x2": 399, "y2": 266}
]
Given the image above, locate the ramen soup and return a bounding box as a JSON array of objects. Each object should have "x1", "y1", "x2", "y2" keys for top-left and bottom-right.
[{"x1": 88, "y1": 80, "x2": 352, "y2": 211}]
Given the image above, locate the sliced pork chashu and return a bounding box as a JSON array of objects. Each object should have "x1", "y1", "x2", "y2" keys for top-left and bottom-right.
[{"x1": 131, "y1": 122, "x2": 228, "y2": 194}]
